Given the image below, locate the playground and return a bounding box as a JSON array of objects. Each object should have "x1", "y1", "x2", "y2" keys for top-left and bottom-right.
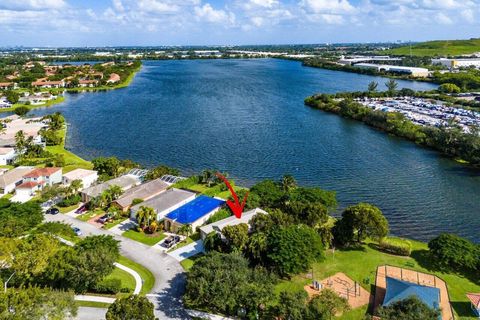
[{"x1": 304, "y1": 272, "x2": 371, "y2": 309}]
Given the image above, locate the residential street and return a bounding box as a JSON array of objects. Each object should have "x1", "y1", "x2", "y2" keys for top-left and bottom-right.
[{"x1": 45, "y1": 213, "x2": 189, "y2": 320}]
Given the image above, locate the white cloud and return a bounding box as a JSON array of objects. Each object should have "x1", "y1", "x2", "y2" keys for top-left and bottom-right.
[
  {"x1": 301, "y1": 0, "x2": 354, "y2": 14},
  {"x1": 249, "y1": 0, "x2": 279, "y2": 8},
  {"x1": 435, "y1": 12, "x2": 453, "y2": 24},
  {"x1": 0, "y1": 0, "x2": 66, "y2": 11},
  {"x1": 194, "y1": 4, "x2": 235, "y2": 24}
]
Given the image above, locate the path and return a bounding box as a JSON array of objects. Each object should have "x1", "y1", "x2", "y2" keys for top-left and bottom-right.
[{"x1": 45, "y1": 213, "x2": 188, "y2": 320}]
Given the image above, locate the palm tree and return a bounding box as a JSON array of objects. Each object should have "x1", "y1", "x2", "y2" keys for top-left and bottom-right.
[
  {"x1": 368, "y1": 81, "x2": 378, "y2": 93},
  {"x1": 135, "y1": 206, "x2": 156, "y2": 230},
  {"x1": 70, "y1": 179, "x2": 83, "y2": 194},
  {"x1": 385, "y1": 79, "x2": 398, "y2": 96},
  {"x1": 247, "y1": 232, "x2": 267, "y2": 262},
  {"x1": 178, "y1": 224, "x2": 193, "y2": 237},
  {"x1": 281, "y1": 175, "x2": 297, "y2": 192}
]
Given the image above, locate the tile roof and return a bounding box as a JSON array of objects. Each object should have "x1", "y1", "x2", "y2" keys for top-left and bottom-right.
[
  {"x1": 24, "y1": 167, "x2": 61, "y2": 178},
  {"x1": 0, "y1": 166, "x2": 34, "y2": 188},
  {"x1": 114, "y1": 178, "x2": 169, "y2": 209},
  {"x1": 467, "y1": 293, "x2": 480, "y2": 308}
]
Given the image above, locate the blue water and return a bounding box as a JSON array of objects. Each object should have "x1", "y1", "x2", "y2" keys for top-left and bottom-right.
[{"x1": 32, "y1": 59, "x2": 480, "y2": 242}]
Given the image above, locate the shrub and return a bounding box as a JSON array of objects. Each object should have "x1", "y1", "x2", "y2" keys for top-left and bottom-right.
[
  {"x1": 379, "y1": 237, "x2": 412, "y2": 256},
  {"x1": 35, "y1": 222, "x2": 76, "y2": 239},
  {"x1": 57, "y1": 194, "x2": 81, "y2": 207},
  {"x1": 94, "y1": 278, "x2": 122, "y2": 294}
]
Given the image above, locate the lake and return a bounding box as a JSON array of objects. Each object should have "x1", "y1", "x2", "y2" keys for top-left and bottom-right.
[{"x1": 32, "y1": 59, "x2": 480, "y2": 242}]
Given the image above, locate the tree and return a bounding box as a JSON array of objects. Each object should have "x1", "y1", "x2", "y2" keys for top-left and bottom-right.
[
  {"x1": 368, "y1": 81, "x2": 379, "y2": 93},
  {"x1": 14, "y1": 130, "x2": 27, "y2": 154},
  {"x1": 68, "y1": 179, "x2": 83, "y2": 196},
  {"x1": 250, "y1": 208, "x2": 293, "y2": 234},
  {"x1": 336, "y1": 203, "x2": 389, "y2": 245},
  {"x1": 0, "y1": 286, "x2": 77, "y2": 320},
  {"x1": 106, "y1": 295, "x2": 156, "y2": 320},
  {"x1": 177, "y1": 224, "x2": 193, "y2": 237},
  {"x1": 135, "y1": 206, "x2": 156, "y2": 230},
  {"x1": 246, "y1": 231, "x2": 268, "y2": 264},
  {"x1": 222, "y1": 223, "x2": 249, "y2": 252},
  {"x1": 144, "y1": 165, "x2": 179, "y2": 181},
  {"x1": 385, "y1": 79, "x2": 398, "y2": 96},
  {"x1": 250, "y1": 179, "x2": 284, "y2": 208},
  {"x1": 0, "y1": 200, "x2": 43, "y2": 237},
  {"x1": 92, "y1": 157, "x2": 121, "y2": 177},
  {"x1": 281, "y1": 175, "x2": 297, "y2": 192},
  {"x1": 438, "y1": 83, "x2": 461, "y2": 94},
  {"x1": 5, "y1": 90, "x2": 19, "y2": 104},
  {"x1": 272, "y1": 290, "x2": 308, "y2": 320},
  {"x1": 428, "y1": 233, "x2": 479, "y2": 272},
  {"x1": 184, "y1": 252, "x2": 275, "y2": 317},
  {"x1": 13, "y1": 106, "x2": 30, "y2": 117},
  {"x1": 377, "y1": 296, "x2": 441, "y2": 320},
  {"x1": 42, "y1": 112, "x2": 65, "y2": 131},
  {"x1": 100, "y1": 185, "x2": 124, "y2": 207},
  {"x1": 306, "y1": 289, "x2": 350, "y2": 320},
  {"x1": 266, "y1": 225, "x2": 325, "y2": 277},
  {"x1": 285, "y1": 201, "x2": 329, "y2": 227},
  {"x1": 40, "y1": 128, "x2": 62, "y2": 146},
  {"x1": 203, "y1": 231, "x2": 225, "y2": 253}
]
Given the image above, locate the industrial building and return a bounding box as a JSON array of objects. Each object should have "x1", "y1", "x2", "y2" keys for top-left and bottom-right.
[
  {"x1": 431, "y1": 58, "x2": 480, "y2": 69},
  {"x1": 354, "y1": 63, "x2": 429, "y2": 77}
]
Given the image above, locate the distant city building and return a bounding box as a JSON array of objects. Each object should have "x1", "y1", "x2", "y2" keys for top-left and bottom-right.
[{"x1": 431, "y1": 58, "x2": 480, "y2": 69}]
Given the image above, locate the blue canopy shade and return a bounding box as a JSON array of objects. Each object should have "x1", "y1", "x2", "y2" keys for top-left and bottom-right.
[
  {"x1": 383, "y1": 277, "x2": 440, "y2": 310},
  {"x1": 166, "y1": 195, "x2": 225, "y2": 224}
]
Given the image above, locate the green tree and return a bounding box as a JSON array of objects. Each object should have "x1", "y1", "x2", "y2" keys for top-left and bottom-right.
[
  {"x1": 177, "y1": 224, "x2": 193, "y2": 237},
  {"x1": 250, "y1": 179, "x2": 284, "y2": 208},
  {"x1": 285, "y1": 201, "x2": 328, "y2": 227},
  {"x1": 92, "y1": 157, "x2": 121, "y2": 177},
  {"x1": 267, "y1": 225, "x2": 325, "y2": 277},
  {"x1": 428, "y1": 233, "x2": 479, "y2": 272},
  {"x1": 135, "y1": 206, "x2": 157, "y2": 229},
  {"x1": 203, "y1": 231, "x2": 225, "y2": 253},
  {"x1": 222, "y1": 223, "x2": 249, "y2": 252},
  {"x1": 106, "y1": 295, "x2": 156, "y2": 320},
  {"x1": 69, "y1": 179, "x2": 83, "y2": 195},
  {"x1": 0, "y1": 200, "x2": 43, "y2": 237},
  {"x1": 385, "y1": 79, "x2": 398, "y2": 96},
  {"x1": 42, "y1": 112, "x2": 65, "y2": 131},
  {"x1": 368, "y1": 81, "x2": 379, "y2": 93},
  {"x1": 246, "y1": 231, "x2": 268, "y2": 263},
  {"x1": 438, "y1": 83, "x2": 461, "y2": 93},
  {"x1": 0, "y1": 286, "x2": 77, "y2": 320},
  {"x1": 13, "y1": 106, "x2": 30, "y2": 117},
  {"x1": 377, "y1": 296, "x2": 441, "y2": 320},
  {"x1": 5, "y1": 91, "x2": 20, "y2": 104},
  {"x1": 306, "y1": 288, "x2": 350, "y2": 320},
  {"x1": 338, "y1": 203, "x2": 389, "y2": 244},
  {"x1": 144, "y1": 165, "x2": 179, "y2": 181},
  {"x1": 272, "y1": 290, "x2": 308, "y2": 320},
  {"x1": 280, "y1": 174, "x2": 297, "y2": 192}
]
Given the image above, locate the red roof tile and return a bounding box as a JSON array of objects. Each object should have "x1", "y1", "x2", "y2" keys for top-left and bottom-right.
[
  {"x1": 23, "y1": 167, "x2": 61, "y2": 178},
  {"x1": 467, "y1": 293, "x2": 480, "y2": 308},
  {"x1": 17, "y1": 181, "x2": 40, "y2": 189}
]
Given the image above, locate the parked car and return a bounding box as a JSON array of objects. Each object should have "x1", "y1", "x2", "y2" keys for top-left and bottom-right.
[
  {"x1": 75, "y1": 204, "x2": 87, "y2": 214},
  {"x1": 46, "y1": 207, "x2": 59, "y2": 215},
  {"x1": 97, "y1": 214, "x2": 111, "y2": 224},
  {"x1": 162, "y1": 235, "x2": 181, "y2": 248},
  {"x1": 72, "y1": 227, "x2": 82, "y2": 236}
]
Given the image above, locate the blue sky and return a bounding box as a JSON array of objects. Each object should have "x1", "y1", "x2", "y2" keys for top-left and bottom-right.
[{"x1": 0, "y1": 0, "x2": 479, "y2": 46}]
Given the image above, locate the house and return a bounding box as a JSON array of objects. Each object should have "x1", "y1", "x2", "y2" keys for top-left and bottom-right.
[
  {"x1": 0, "y1": 97, "x2": 12, "y2": 108},
  {"x1": 19, "y1": 93, "x2": 57, "y2": 105},
  {"x1": 62, "y1": 169, "x2": 98, "y2": 189},
  {"x1": 23, "y1": 167, "x2": 62, "y2": 188},
  {"x1": 31, "y1": 80, "x2": 65, "y2": 88},
  {"x1": 0, "y1": 147, "x2": 16, "y2": 165},
  {"x1": 14, "y1": 181, "x2": 42, "y2": 199},
  {"x1": 78, "y1": 79, "x2": 99, "y2": 87},
  {"x1": 130, "y1": 188, "x2": 196, "y2": 221},
  {"x1": 199, "y1": 208, "x2": 267, "y2": 240},
  {"x1": 81, "y1": 174, "x2": 141, "y2": 203},
  {"x1": 164, "y1": 195, "x2": 225, "y2": 233},
  {"x1": 0, "y1": 82, "x2": 17, "y2": 90},
  {"x1": 107, "y1": 73, "x2": 120, "y2": 84},
  {"x1": 0, "y1": 166, "x2": 34, "y2": 195},
  {"x1": 112, "y1": 178, "x2": 169, "y2": 212},
  {"x1": 467, "y1": 293, "x2": 480, "y2": 318}
]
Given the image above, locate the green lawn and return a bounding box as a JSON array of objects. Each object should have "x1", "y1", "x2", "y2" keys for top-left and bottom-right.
[
  {"x1": 104, "y1": 266, "x2": 136, "y2": 293},
  {"x1": 75, "y1": 300, "x2": 111, "y2": 308},
  {"x1": 76, "y1": 209, "x2": 104, "y2": 222},
  {"x1": 180, "y1": 253, "x2": 204, "y2": 271},
  {"x1": 215, "y1": 186, "x2": 247, "y2": 199},
  {"x1": 386, "y1": 39, "x2": 480, "y2": 57},
  {"x1": 0, "y1": 96, "x2": 66, "y2": 114},
  {"x1": 104, "y1": 217, "x2": 128, "y2": 229},
  {"x1": 117, "y1": 256, "x2": 155, "y2": 295},
  {"x1": 274, "y1": 241, "x2": 480, "y2": 319},
  {"x1": 56, "y1": 204, "x2": 80, "y2": 214},
  {"x1": 122, "y1": 229, "x2": 166, "y2": 246}
]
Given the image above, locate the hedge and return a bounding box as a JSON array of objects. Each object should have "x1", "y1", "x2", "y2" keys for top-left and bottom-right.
[{"x1": 379, "y1": 237, "x2": 412, "y2": 256}]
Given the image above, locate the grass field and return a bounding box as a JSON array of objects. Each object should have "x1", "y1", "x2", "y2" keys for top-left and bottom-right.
[
  {"x1": 56, "y1": 204, "x2": 80, "y2": 214},
  {"x1": 0, "y1": 96, "x2": 66, "y2": 114},
  {"x1": 122, "y1": 229, "x2": 166, "y2": 246},
  {"x1": 117, "y1": 256, "x2": 155, "y2": 294},
  {"x1": 75, "y1": 300, "x2": 111, "y2": 308},
  {"x1": 274, "y1": 241, "x2": 480, "y2": 319},
  {"x1": 104, "y1": 266, "x2": 136, "y2": 293},
  {"x1": 76, "y1": 209, "x2": 104, "y2": 222},
  {"x1": 387, "y1": 39, "x2": 480, "y2": 56}
]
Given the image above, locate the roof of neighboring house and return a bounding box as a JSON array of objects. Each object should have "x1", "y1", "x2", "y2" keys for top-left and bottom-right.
[
  {"x1": 107, "y1": 73, "x2": 120, "y2": 82},
  {"x1": 199, "y1": 208, "x2": 267, "y2": 235},
  {"x1": 114, "y1": 178, "x2": 169, "y2": 209},
  {"x1": 24, "y1": 167, "x2": 62, "y2": 178},
  {"x1": 383, "y1": 277, "x2": 440, "y2": 310},
  {"x1": 130, "y1": 188, "x2": 195, "y2": 215},
  {"x1": 17, "y1": 181, "x2": 42, "y2": 189},
  {"x1": 0, "y1": 82, "x2": 13, "y2": 87},
  {"x1": 166, "y1": 195, "x2": 225, "y2": 225},
  {"x1": 0, "y1": 147, "x2": 15, "y2": 155},
  {"x1": 31, "y1": 80, "x2": 64, "y2": 86},
  {"x1": 79, "y1": 79, "x2": 98, "y2": 84},
  {"x1": 63, "y1": 168, "x2": 98, "y2": 181},
  {"x1": 467, "y1": 293, "x2": 480, "y2": 309},
  {"x1": 0, "y1": 166, "x2": 34, "y2": 188},
  {"x1": 81, "y1": 174, "x2": 141, "y2": 198}
]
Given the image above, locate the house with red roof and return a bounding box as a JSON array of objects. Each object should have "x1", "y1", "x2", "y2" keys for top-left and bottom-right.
[
  {"x1": 467, "y1": 293, "x2": 480, "y2": 318},
  {"x1": 23, "y1": 167, "x2": 63, "y2": 187}
]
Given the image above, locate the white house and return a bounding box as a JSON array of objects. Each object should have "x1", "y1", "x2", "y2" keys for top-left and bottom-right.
[
  {"x1": 22, "y1": 167, "x2": 62, "y2": 188},
  {"x1": 62, "y1": 169, "x2": 98, "y2": 189},
  {"x1": 0, "y1": 166, "x2": 34, "y2": 195},
  {"x1": 0, "y1": 148, "x2": 16, "y2": 165}
]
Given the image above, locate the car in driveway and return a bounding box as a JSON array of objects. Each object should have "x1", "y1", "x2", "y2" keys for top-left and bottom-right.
[
  {"x1": 46, "y1": 207, "x2": 60, "y2": 215},
  {"x1": 97, "y1": 214, "x2": 111, "y2": 224},
  {"x1": 75, "y1": 204, "x2": 87, "y2": 214},
  {"x1": 72, "y1": 227, "x2": 82, "y2": 236},
  {"x1": 162, "y1": 235, "x2": 181, "y2": 248}
]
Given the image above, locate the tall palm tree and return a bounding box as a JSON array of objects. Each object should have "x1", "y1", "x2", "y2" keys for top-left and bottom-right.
[
  {"x1": 178, "y1": 224, "x2": 193, "y2": 237},
  {"x1": 135, "y1": 206, "x2": 156, "y2": 229},
  {"x1": 70, "y1": 179, "x2": 83, "y2": 194},
  {"x1": 281, "y1": 175, "x2": 297, "y2": 193}
]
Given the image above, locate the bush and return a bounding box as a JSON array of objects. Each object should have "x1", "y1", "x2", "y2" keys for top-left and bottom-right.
[
  {"x1": 94, "y1": 278, "x2": 122, "y2": 294},
  {"x1": 35, "y1": 222, "x2": 76, "y2": 239},
  {"x1": 379, "y1": 237, "x2": 412, "y2": 256},
  {"x1": 57, "y1": 194, "x2": 81, "y2": 207}
]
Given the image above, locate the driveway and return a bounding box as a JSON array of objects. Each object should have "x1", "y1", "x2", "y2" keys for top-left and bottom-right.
[
  {"x1": 45, "y1": 213, "x2": 189, "y2": 320},
  {"x1": 109, "y1": 218, "x2": 137, "y2": 236},
  {"x1": 168, "y1": 240, "x2": 204, "y2": 261},
  {"x1": 76, "y1": 307, "x2": 107, "y2": 320}
]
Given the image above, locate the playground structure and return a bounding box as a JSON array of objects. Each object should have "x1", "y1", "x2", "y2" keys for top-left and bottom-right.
[
  {"x1": 374, "y1": 265, "x2": 454, "y2": 320},
  {"x1": 304, "y1": 272, "x2": 371, "y2": 309}
]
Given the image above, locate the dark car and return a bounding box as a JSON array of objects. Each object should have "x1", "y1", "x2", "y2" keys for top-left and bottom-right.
[
  {"x1": 46, "y1": 207, "x2": 60, "y2": 215},
  {"x1": 97, "y1": 214, "x2": 110, "y2": 224},
  {"x1": 75, "y1": 205, "x2": 87, "y2": 214},
  {"x1": 162, "y1": 235, "x2": 181, "y2": 248}
]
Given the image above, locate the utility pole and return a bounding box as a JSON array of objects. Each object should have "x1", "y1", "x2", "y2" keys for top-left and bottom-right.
[{"x1": 4, "y1": 272, "x2": 15, "y2": 293}]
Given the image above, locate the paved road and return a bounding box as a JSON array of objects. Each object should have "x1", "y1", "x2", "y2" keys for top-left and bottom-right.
[
  {"x1": 76, "y1": 307, "x2": 107, "y2": 320},
  {"x1": 45, "y1": 213, "x2": 189, "y2": 320}
]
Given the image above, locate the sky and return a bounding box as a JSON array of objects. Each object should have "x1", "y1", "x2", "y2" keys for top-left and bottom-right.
[{"x1": 0, "y1": 0, "x2": 479, "y2": 47}]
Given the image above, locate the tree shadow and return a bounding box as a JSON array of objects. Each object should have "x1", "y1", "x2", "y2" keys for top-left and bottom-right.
[
  {"x1": 335, "y1": 244, "x2": 366, "y2": 252},
  {"x1": 153, "y1": 272, "x2": 190, "y2": 320},
  {"x1": 450, "y1": 301, "x2": 476, "y2": 318}
]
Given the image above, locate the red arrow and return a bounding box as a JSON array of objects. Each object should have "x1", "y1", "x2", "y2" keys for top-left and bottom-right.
[{"x1": 215, "y1": 172, "x2": 249, "y2": 219}]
